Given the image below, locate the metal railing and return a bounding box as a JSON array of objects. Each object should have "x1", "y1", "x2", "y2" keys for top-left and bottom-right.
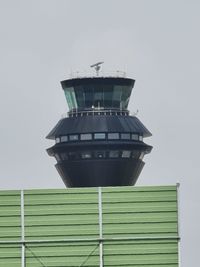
[
  {"x1": 67, "y1": 70, "x2": 127, "y2": 79},
  {"x1": 61, "y1": 109, "x2": 130, "y2": 118}
]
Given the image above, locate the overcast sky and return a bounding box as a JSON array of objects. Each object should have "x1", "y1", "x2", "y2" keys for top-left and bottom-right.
[{"x1": 0, "y1": 0, "x2": 199, "y2": 266}]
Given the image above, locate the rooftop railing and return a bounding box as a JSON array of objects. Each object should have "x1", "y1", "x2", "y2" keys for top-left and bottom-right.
[
  {"x1": 67, "y1": 70, "x2": 127, "y2": 79},
  {"x1": 60, "y1": 109, "x2": 139, "y2": 118}
]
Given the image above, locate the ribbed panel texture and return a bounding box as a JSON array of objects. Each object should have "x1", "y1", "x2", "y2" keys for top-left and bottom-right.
[{"x1": 0, "y1": 186, "x2": 179, "y2": 267}]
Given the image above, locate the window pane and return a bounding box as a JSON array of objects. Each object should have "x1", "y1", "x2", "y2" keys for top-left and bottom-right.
[
  {"x1": 122, "y1": 150, "x2": 131, "y2": 158},
  {"x1": 94, "y1": 87, "x2": 103, "y2": 108},
  {"x1": 80, "y1": 134, "x2": 92, "y2": 140},
  {"x1": 84, "y1": 86, "x2": 94, "y2": 108},
  {"x1": 121, "y1": 86, "x2": 132, "y2": 109},
  {"x1": 109, "y1": 151, "x2": 120, "y2": 158},
  {"x1": 69, "y1": 134, "x2": 79, "y2": 141},
  {"x1": 60, "y1": 136, "x2": 68, "y2": 142},
  {"x1": 64, "y1": 87, "x2": 78, "y2": 110},
  {"x1": 64, "y1": 88, "x2": 73, "y2": 110},
  {"x1": 55, "y1": 137, "x2": 60, "y2": 143},
  {"x1": 103, "y1": 85, "x2": 113, "y2": 107},
  {"x1": 95, "y1": 151, "x2": 106, "y2": 158},
  {"x1": 63, "y1": 83, "x2": 133, "y2": 110},
  {"x1": 121, "y1": 133, "x2": 131, "y2": 140},
  {"x1": 94, "y1": 133, "x2": 106, "y2": 139},
  {"x1": 75, "y1": 86, "x2": 85, "y2": 108},
  {"x1": 108, "y1": 133, "x2": 119, "y2": 140},
  {"x1": 131, "y1": 134, "x2": 139, "y2": 140},
  {"x1": 139, "y1": 135, "x2": 143, "y2": 141},
  {"x1": 112, "y1": 86, "x2": 122, "y2": 108},
  {"x1": 70, "y1": 88, "x2": 78, "y2": 109},
  {"x1": 81, "y1": 152, "x2": 92, "y2": 159}
]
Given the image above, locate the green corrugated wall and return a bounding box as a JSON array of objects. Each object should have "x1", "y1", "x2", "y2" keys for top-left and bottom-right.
[{"x1": 0, "y1": 185, "x2": 179, "y2": 266}]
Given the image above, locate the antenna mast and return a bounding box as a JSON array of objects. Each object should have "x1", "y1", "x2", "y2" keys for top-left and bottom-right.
[{"x1": 90, "y1": 62, "x2": 104, "y2": 76}]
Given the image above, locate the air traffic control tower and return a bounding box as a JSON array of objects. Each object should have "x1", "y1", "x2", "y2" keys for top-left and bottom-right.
[{"x1": 47, "y1": 63, "x2": 152, "y2": 187}]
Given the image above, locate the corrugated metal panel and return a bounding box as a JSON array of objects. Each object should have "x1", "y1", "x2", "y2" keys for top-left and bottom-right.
[
  {"x1": 0, "y1": 191, "x2": 21, "y2": 266},
  {"x1": 104, "y1": 240, "x2": 178, "y2": 267},
  {"x1": 25, "y1": 242, "x2": 99, "y2": 267},
  {"x1": 0, "y1": 186, "x2": 179, "y2": 266},
  {"x1": 102, "y1": 186, "x2": 178, "y2": 266},
  {"x1": 0, "y1": 244, "x2": 21, "y2": 267},
  {"x1": 24, "y1": 188, "x2": 100, "y2": 267},
  {"x1": 102, "y1": 186, "x2": 178, "y2": 238},
  {"x1": 0, "y1": 191, "x2": 21, "y2": 242},
  {"x1": 24, "y1": 188, "x2": 99, "y2": 240}
]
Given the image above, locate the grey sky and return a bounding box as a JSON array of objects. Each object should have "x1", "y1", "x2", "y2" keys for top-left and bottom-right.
[{"x1": 0, "y1": 0, "x2": 199, "y2": 266}]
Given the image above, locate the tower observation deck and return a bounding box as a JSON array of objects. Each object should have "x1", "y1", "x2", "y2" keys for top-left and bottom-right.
[{"x1": 46, "y1": 71, "x2": 152, "y2": 187}]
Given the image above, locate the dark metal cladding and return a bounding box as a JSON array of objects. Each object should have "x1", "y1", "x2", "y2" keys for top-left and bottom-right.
[
  {"x1": 55, "y1": 159, "x2": 145, "y2": 187},
  {"x1": 46, "y1": 76, "x2": 152, "y2": 187},
  {"x1": 46, "y1": 115, "x2": 152, "y2": 139},
  {"x1": 61, "y1": 77, "x2": 135, "y2": 88}
]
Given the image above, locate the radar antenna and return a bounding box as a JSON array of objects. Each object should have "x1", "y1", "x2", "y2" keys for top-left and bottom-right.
[{"x1": 90, "y1": 62, "x2": 104, "y2": 76}]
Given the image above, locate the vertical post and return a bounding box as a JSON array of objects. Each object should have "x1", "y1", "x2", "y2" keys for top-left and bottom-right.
[
  {"x1": 21, "y1": 190, "x2": 25, "y2": 267},
  {"x1": 176, "y1": 183, "x2": 181, "y2": 267},
  {"x1": 98, "y1": 187, "x2": 103, "y2": 267}
]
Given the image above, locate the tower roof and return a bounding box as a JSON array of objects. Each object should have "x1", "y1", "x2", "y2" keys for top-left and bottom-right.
[{"x1": 46, "y1": 115, "x2": 152, "y2": 140}]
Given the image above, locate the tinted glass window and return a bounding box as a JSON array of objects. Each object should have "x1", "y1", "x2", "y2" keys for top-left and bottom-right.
[
  {"x1": 69, "y1": 135, "x2": 79, "y2": 141},
  {"x1": 122, "y1": 150, "x2": 131, "y2": 158},
  {"x1": 121, "y1": 86, "x2": 132, "y2": 109},
  {"x1": 109, "y1": 151, "x2": 120, "y2": 158},
  {"x1": 103, "y1": 85, "x2": 113, "y2": 107},
  {"x1": 112, "y1": 86, "x2": 122, "y2": 108},
  {"x1": 108, "y1": 133, "x2": 119, "y2": 140},
  {"x1": 64, "y1": 87, "x2": 78, "y2": 110},
  {"x1": 131, "y1": 134, "x2": 139, "y2": 140},
  {"x1": 63, "y1": 83, "x2": 133, "y2": 111},
  {"x1": 55, "y1": 137, "x2": 60, "y2": 143},
  {"x1": 60, "y1": 136, "x2": 68, "y2": 142},
  {"x1": 81, "y1": 152, "x2": 92, "y2": 159},
  {"x1": 139, "y1": 135, "x2": 143, "y2": 141},
  {"x1": 84, "y1": 87, "x2": 94, "y2": 108},
  {"x1": 80, "y1": 134, "x2": 92, "y2": 140},
  {"x1": 121, "y1": 133, "x2": 131, "y2": 140},
  {"x1": 94, "y1": 133, "x2": 106, "y2": 139},
  {"x1": 95, "y1": 151, "x2": 106, "y2": 158},
  {"x1": 94, "y1": 87, "x2": 104, "y2": 108},
  {"x1": 75, "y1": 86, "x2": 85, "y2": 108}
]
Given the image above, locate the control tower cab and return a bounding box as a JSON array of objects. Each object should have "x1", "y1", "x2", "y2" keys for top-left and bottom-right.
[{"x1": 46, "y1": 69, "x2": 152, "y2": 187}]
